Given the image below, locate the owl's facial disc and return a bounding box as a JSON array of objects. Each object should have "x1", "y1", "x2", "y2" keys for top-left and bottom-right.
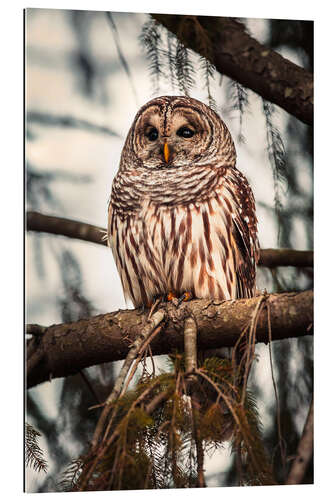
[{"x1": 134, "y1": 110, "x2": 203, "y2": 169}]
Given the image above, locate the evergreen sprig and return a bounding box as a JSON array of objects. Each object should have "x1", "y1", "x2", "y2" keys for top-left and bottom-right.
[
  {"x1": 229, "y1": 81, "x2": 250, "y2": 143},
  {"x1": 62, "y1": 344, "x2": 273, "y2": 490},
  {"x1": 140, "y1": 19, "x2": 164, "y2": 95},
  {"x1": 25, "y1": 423, "x2": 48, "y2": 474},
  {"x1": 262, "y1": 99, "x2": 287, "y2": 242}
]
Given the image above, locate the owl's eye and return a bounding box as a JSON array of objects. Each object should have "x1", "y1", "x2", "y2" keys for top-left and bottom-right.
[
  {"x1": 176, "y1": 126, "x2": 195, "y2": 138},
  {"x1": 146, "y1": 127, "x2": 159, "y2": 141}
]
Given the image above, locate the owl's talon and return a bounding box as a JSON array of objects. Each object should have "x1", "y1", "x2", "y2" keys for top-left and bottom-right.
[
  {"x1": 166, "y1": 291, "x2": 192, "y2": 307},
  {"x1": 178, "y1": 291, "x2": 192, "y2": 306},
  {"x1": 167, "y1": 291, "x2": 176, "y2": 302}
]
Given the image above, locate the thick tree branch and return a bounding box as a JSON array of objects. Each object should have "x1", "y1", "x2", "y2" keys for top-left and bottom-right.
[
  {"x1": 26, "y1": 291, "x2": 313, "y2": 389},
  {"x1": 26, "y1": 211, "x2": 313, "y2": 268},
  {"x1": 151, "y1": 15, "x2": 313, "y2": 125}
]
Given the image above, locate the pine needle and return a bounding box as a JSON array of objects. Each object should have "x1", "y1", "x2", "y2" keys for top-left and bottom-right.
[{"x1": 25, "y1": 423, "x2": 47, "y2": 474}]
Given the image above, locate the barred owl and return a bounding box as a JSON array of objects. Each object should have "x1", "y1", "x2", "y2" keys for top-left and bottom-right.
[{"x1": 108, "y1": 96, "x2": 259, "y2": 308}]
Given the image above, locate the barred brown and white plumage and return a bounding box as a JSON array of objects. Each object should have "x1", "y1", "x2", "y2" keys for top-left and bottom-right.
[{"x1": 108, "y1": 96, "x2": 259, "y2": 308}]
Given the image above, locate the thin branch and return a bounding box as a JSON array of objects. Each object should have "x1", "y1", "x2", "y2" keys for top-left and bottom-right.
[
  {"x1": 27, "y1": 111, "x2": 119, "y2": 137},
  {"x1": 26, "y1": 211, "x2": 107, "y2": 246},
  {"x1": 286, "y1": 398, "x2": 314, "y2": 485},
  {"x1": 120, "y1": 325, "x2": 163, "y2": 398},
  {"x1": 184, "y1": 316, "x2": 197, "y2": 379},
  {"x1": 105, "y1": 13, "x2": 139, "y2": 106},
  {"x1": 191, "y1": 398, "x2": 206, "y2": 488},
  {"x1": 183, "y1": 315, "x2": 206, "y2": 487},
  {"x1": 26, "y1": 211, "x2": 313, "y2": 267},
  {"x1": 267, "y1": 301, "x2": 287, "y2": 475},
  {"x1": 26, "y1": 291, "x2": 313, "y2": 389}
]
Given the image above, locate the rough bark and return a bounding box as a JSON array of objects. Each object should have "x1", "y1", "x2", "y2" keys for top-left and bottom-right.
[
  {"x1": 151, "y1": 15, "x2": 313, "y2": 125},
  {"x1": 26, "y1": 211, "x2": 313, "y2": 268},
  {"x1": 26, "y1": 291, "x2": 313, "y2": 389}
]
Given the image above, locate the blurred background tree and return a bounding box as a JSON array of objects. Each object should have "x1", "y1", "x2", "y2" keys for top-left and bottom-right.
[{"x1": 25, "y1": 9, "x2": 313, "y2": 491}]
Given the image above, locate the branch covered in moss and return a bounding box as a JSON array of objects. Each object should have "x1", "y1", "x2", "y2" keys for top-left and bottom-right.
[
  {"x1": 151, "y1": 15, "x2": 313, "y2": 125},
  {"x1": 26, "y1": 211, "x2": 313, "y2": 268},
  {"x1": 26, "y1": 290, "x2": 313, "y2": 389}
]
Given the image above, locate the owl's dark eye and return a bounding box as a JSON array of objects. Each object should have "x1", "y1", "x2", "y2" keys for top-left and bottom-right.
[
  {"x1": 176, "y1": 126, "x2": 195, "y2": 138},
  {"x1": 146, "y1": 127, "x2": 159, "y2": 141}
]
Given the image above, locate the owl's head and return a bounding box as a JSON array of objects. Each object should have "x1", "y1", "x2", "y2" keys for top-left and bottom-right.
[{"x1": 125, "y1": 96, "x2": 236, "y2": 170}]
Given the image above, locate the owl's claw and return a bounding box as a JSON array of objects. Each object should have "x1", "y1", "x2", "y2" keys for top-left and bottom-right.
[
  {"x1": 177, "y1": 291, "x2": 192, "y2": 306},
  {"x1": 167, "y1": 291, "x2": 192, "y2": 308}
]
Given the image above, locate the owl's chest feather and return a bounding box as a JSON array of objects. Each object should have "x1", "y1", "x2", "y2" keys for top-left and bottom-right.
[
  {"x1": 109, "y1": 169, "x2": 257, "y2": 306},
  {"x1": 130, "y1": 190, "x2": 238, "y2": 297}
]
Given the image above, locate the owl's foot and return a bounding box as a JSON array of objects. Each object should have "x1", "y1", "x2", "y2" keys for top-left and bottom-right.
[
  {"x1": 167, "y1": 291, "x2": 193, "y2": 307},
  {"x1": 178, "y1": 291, "x2": 193, "y2": 306}
]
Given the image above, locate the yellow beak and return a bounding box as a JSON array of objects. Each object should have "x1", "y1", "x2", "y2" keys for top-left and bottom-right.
[{"x1": 163, "y1": 142, "x2": 170, "y2": 163}]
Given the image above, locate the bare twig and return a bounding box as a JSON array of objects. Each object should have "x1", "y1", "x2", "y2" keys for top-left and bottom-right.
[
  {"x1": 92, "y1": 310, "x2": 165, "y2": 448},
  {"x1": 183, "y1": 315, "x2": 205, "y2": 486},
  {"x1": 27, "y1": 111, "x2": 119, "y2": 136},
  {"x1": 267, "y1": 301, "x2": 287, "y2": 474},
  {"x1": 191, "y1": 398, "x2": 206, "y2": 487},
  {"x1": 241, "y1": 295, "x2": 266, "y2": 405},
  {"x1": 286, "y1": 398, "x2": 314, "y2": 485},
  {"x1": 119, "y1": 324, "x2": 163, "y2": 397},
  {"x1": 184, "y1": 316, "x2": 197, "y2": 381},
  {"x1": 79, "y1": 370, "x2": 102, "y2": 405}
]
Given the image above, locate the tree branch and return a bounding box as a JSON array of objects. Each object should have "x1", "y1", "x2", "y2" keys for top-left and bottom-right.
[
  {"x1": 26, "y1": 291, "x2": 313, "y2": 389},
  {"x1": 26, "y1": 211, "x2": 313, "y2": 268},
  {"x1": 27, "y1": 211, "x2": 107, "y2": 246},
  {"x1": 151, "y1": 15, "x2": 313, "y2": 125},
  {"x1": 27, "y1": 111, "x2": 119, "y2": 137}
]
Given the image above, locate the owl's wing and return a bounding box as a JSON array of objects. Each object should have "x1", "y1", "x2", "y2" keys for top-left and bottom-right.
[
  {"x1": 107, "y1": 197, "x2": 113, "y2": 248},
  {"x1": 225, "y1": 168, "x2": 259, "y2": 298}
]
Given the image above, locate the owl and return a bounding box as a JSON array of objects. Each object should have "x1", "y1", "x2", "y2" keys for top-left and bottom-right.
[{"x1": 108, "y1": 96, "x2": 259, "y2": 308}]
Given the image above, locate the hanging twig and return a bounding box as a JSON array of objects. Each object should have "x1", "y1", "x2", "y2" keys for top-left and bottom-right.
[
  {"x1": 79, "y1": 370, "x2": 102, "y2": 405},
  {"x1": 105, "y1": 12, "x2": 139, "y2": 106},
  {"x1": 191, "y1": 399, "x2": 206, "y2": 488},
  {"x1": 119, "y1": 324, "x2": 163, "y2": 397},
  {"x1": 91, "y1": 309, "x2": 166, "y2": 448},
  {"x1": 267, "y1": 300, "x2": 287, "y2": 474},
  {"x1": 183, "y1": 315, "x2": 206, "y2": 487},
  {"x1": 241, "y1": 295, "x2": 267, "y2": 405}
]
